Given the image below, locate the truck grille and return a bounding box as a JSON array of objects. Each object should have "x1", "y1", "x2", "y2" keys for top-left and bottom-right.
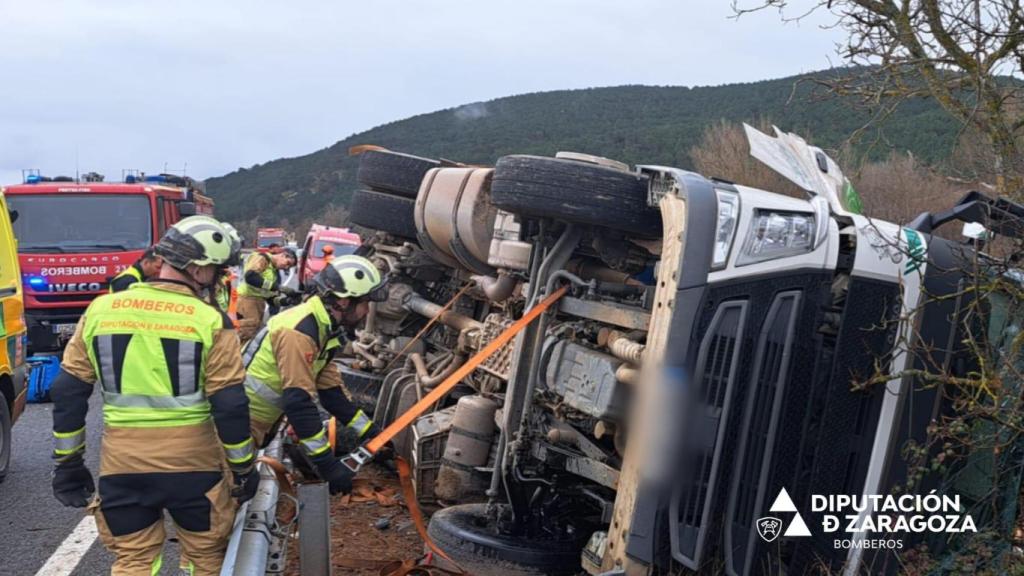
[
  {"x1": 726, "y1": 291, "x2": 802, "y2": 576},
  {"x1": 672, "y1": 300, "x2": 748, "y2": 568}
]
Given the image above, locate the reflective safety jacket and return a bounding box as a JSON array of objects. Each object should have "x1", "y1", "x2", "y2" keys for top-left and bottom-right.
[
  {"x1": 53, "y1": 281, "x2": 254, "y2": 475},
  {"x1": 237, "y1": 252, "x2": 277, "y2": 299},
  {"x1": 84, "y1": 283, "x2": 223, "y2": 427},
  {"x1": 108, "y1": 263, "x2": 143, "y2": 293},
  {"x1": 243, "y1": 295, "x2": 372, "y2": 451},
  {"x1": 215, "y1": 273, "x2": 233, "y2": 313}
]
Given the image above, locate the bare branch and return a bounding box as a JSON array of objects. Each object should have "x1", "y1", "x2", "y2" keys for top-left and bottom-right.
[{"x1": 736, "y1": 0, "x2": 1024, "y2": 197}]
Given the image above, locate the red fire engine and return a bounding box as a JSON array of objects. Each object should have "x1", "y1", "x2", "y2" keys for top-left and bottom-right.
[
  {"x1": 255, "y1": 228, "x2": 287, "y2": 250},
  {"x1": 4, "y1": 173, "x2": 214, "y2": 352}
]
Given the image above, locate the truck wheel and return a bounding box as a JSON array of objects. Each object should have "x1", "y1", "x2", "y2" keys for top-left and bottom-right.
[
  {"x1": 427, "y1": 504, "x2": 587, "y2": 576},
  {"x1": 491, "y1": 155, "x2": 660, "y2": 237},
  {"x1": 349, "y1": 189, "x2": 418, "y2": 239},
  {"x1": 0, "y1": 398, "x2": 12, "y2": 483},
  {"x1": 357, "y1": 150, "x2": 440, "y2": 198}
]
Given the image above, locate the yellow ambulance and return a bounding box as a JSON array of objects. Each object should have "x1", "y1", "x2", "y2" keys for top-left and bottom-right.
[{"x1": 0, "y1": 187, "x2": 27, "y2": 482}]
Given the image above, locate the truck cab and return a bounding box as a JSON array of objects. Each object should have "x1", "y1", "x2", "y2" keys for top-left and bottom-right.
[
  {"x1": 298, "y1": 224, "x2": 360, "y2": 285},
  {"x1": 255, "y1": 228, "x2": 287, "y2": 251},
  {"x1": 5, "y1": 174, "x2": 213, "y2": 352}
]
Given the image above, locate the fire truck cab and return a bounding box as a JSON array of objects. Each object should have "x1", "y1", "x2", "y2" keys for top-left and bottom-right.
[
  {"x1": 255, "y1": 227, "x2": 287, "y2": 251},
  {"x1": 5, "y1": 174, "x2": 214, "y2": 352},
  {"x1": 298, "y1": 223, "x2": 361, "y2": 285}
]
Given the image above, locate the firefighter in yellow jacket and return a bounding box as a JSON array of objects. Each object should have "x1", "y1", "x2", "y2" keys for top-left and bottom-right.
[
  {"x1": 50, "y1": 216, "x2": 258, "y2": 576},
  {"x1": 211, "y1": 223, "x2": 242, "y2": 317},
  {"x1": 243, "y1": 255, "x2": 388, "y2": 494},
  {"x1": 108, "y1": 248, "x2": 163, "y2": 293},
  {"x1": 236, "y1": 248, "x2": 297, "y2": 344}
]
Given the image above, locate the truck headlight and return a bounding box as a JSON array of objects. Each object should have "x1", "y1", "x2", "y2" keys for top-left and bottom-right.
[
  {"x1": 713, "y1": 189, "x2": 740, "y2": 269},
  {"x1": 737, "y1": 210, "x2": 815, "y2": 265}
]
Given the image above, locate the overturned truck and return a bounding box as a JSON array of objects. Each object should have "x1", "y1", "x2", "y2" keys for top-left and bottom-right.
[{"x1": 340, "y1": 127, "x2": 1024, "y2": 575}]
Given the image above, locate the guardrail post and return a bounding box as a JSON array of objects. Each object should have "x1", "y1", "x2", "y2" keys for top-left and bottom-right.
[{"x1": 298, "y1": 482, "x2": 332, "y2": 576}]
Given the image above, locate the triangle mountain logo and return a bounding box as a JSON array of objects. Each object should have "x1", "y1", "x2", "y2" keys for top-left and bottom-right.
[{"x1": 757, "y1": 487, "x2": 811, "y2": 542}]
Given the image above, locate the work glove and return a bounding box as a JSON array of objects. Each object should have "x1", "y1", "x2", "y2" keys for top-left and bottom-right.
[
  {"x1": 272, "y1": 292, "x2": 301, "y2": 309},
  {"x1": 333, "y1": 426, "x2": 363, "y2": 456},
  {"x1": 311, "y1": 452, "x2": 355, "y2": 495},
  {"x1": 333, "y1": 421, "x2": 393, "y2": 463},
  {"x1": 231, "y1": 467, "x2": 260, "y2": 504},
  {"x1": 373, "y1": 440, "x2": 396, "y2": 464},
  {"x1": 52, "y1": 455, "x2": 95, "y2": 508}
]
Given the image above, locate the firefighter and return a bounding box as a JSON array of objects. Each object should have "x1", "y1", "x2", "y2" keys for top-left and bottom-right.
[
  {"x1": 50, "y1": 216, "x2": 258, "y2": 576},
  {"x1": 236, "y1": 247, "x2": 297, "y2": 345},
  {"x1": 242, "y1": 255, "x2": 389, "y2": 494},
  {"x1": 108, "y1": 248, "x2": 163, "y2": 293},
  {"x1": 212, "y1": 223, "x2": 242, "y2": 315},
  {"x1": 214, "y1": 268, "x2": 236, "y2": 314}
]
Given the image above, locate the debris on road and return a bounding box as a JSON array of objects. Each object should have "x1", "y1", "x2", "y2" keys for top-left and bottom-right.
[{"x1": 283, "y1": 464, "x2": 424, "y2": 575}]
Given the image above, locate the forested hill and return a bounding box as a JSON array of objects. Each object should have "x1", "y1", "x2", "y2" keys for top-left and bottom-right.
[{"x1": 205, "y1": 69, "x2": 959, "y2": 226}]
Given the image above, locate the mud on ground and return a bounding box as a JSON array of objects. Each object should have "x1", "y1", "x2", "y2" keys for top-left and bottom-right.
[{"x1": 282, "y1": 463, "x2": 426, "y2": 575}]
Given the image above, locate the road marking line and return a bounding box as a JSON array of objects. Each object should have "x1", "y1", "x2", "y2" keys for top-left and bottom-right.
[{"x1": 35, "y1": 515, "x2": 98, "y2": 576}]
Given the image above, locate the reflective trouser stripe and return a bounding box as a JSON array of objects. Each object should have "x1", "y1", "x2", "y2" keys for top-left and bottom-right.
[
  {"x1": 96, "y1": 334, "x2": 118, "y2": 393},
  {"x1": 223, "y1": 437, "x2": 255, "y2": 466},
  {"x1": 53, "y1": 427, "x2": 86, "y2": 456},
  {"x1": 242, "y1": 327, "x2": 270, "y2": 368},
  {"x1": 300, "y1": 429, "x2": 331, "y2": 457},
  {"x1": 244, "y1": 375, "x2": 284, "y2": 410},
  {"x1": 151, "y1": 552, "x2": 163, "y2": 576},
  {"x1": 178, "y1": 342, "x2": 198, "y2": 396},
  {"x1": 346, "y1": 410, "x2": 374, "y2": 438},
  {"x1": 102, "y1": 390, "x2": 207, "y2": 409}
]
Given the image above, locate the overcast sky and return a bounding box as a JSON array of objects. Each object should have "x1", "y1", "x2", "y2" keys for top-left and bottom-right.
[{"x1": 0, "y1": 0, "x2": 844, "y2": 187}]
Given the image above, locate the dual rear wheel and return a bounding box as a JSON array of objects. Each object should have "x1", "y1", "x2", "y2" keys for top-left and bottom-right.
[{"x1": 349, "y1": 150, "x2": 659, "y2": 239}]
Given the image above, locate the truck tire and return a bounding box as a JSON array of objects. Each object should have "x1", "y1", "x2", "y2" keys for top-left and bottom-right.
[
  {"x1": 427, "y1": 504, "x2": 587, "y2": 576},
  {"x1": 0, "y1": 397, "x2": 11, "y2": 483},
  {"x1": 349, "y1": 189, "x2": 418, "y2": 239},
  {"x1": 490, "y1": 155, "x2": 660, "y2": 237},
  {"x1": 357, "y1": 150, "x2": 440, "y2": 198}
]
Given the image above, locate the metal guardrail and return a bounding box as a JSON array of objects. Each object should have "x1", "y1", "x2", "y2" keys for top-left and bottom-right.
[{"x1": 220, "y1": 437, "x2": 284, "y2": 576}]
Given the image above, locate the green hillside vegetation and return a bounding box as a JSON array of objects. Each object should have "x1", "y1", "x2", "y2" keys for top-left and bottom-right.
[{"x1": 205, "y1": 69, "x2": 960, "y2": 227}]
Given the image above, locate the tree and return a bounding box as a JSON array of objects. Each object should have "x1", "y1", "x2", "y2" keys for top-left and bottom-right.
[
  {"x1": 733, "y1": 0, "x2": 1024, "y2": 197},
  {"x1": 689, "y1": 119, "x2": 963, "y2": 223}
]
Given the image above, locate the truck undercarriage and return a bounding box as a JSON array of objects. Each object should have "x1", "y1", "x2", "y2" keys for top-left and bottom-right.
[{"x1": 228, "y1": 130, "x2": 1024, "y2": 575}]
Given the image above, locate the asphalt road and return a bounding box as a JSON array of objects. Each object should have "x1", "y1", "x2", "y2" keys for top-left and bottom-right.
[{"x1": 0, "y1": 392, "x2": 184, "y2": 575}]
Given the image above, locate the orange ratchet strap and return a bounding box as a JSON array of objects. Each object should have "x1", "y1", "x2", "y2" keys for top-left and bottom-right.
[
  {"x1": 330, "y1": 459, "x2": 465, "y2": 575},
  {"x1": 341, "y1": 286, "x2": 568, "y2": 472},
  {"x1": 390, "y1": 456, "x2": 467, "y2": 575}
]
